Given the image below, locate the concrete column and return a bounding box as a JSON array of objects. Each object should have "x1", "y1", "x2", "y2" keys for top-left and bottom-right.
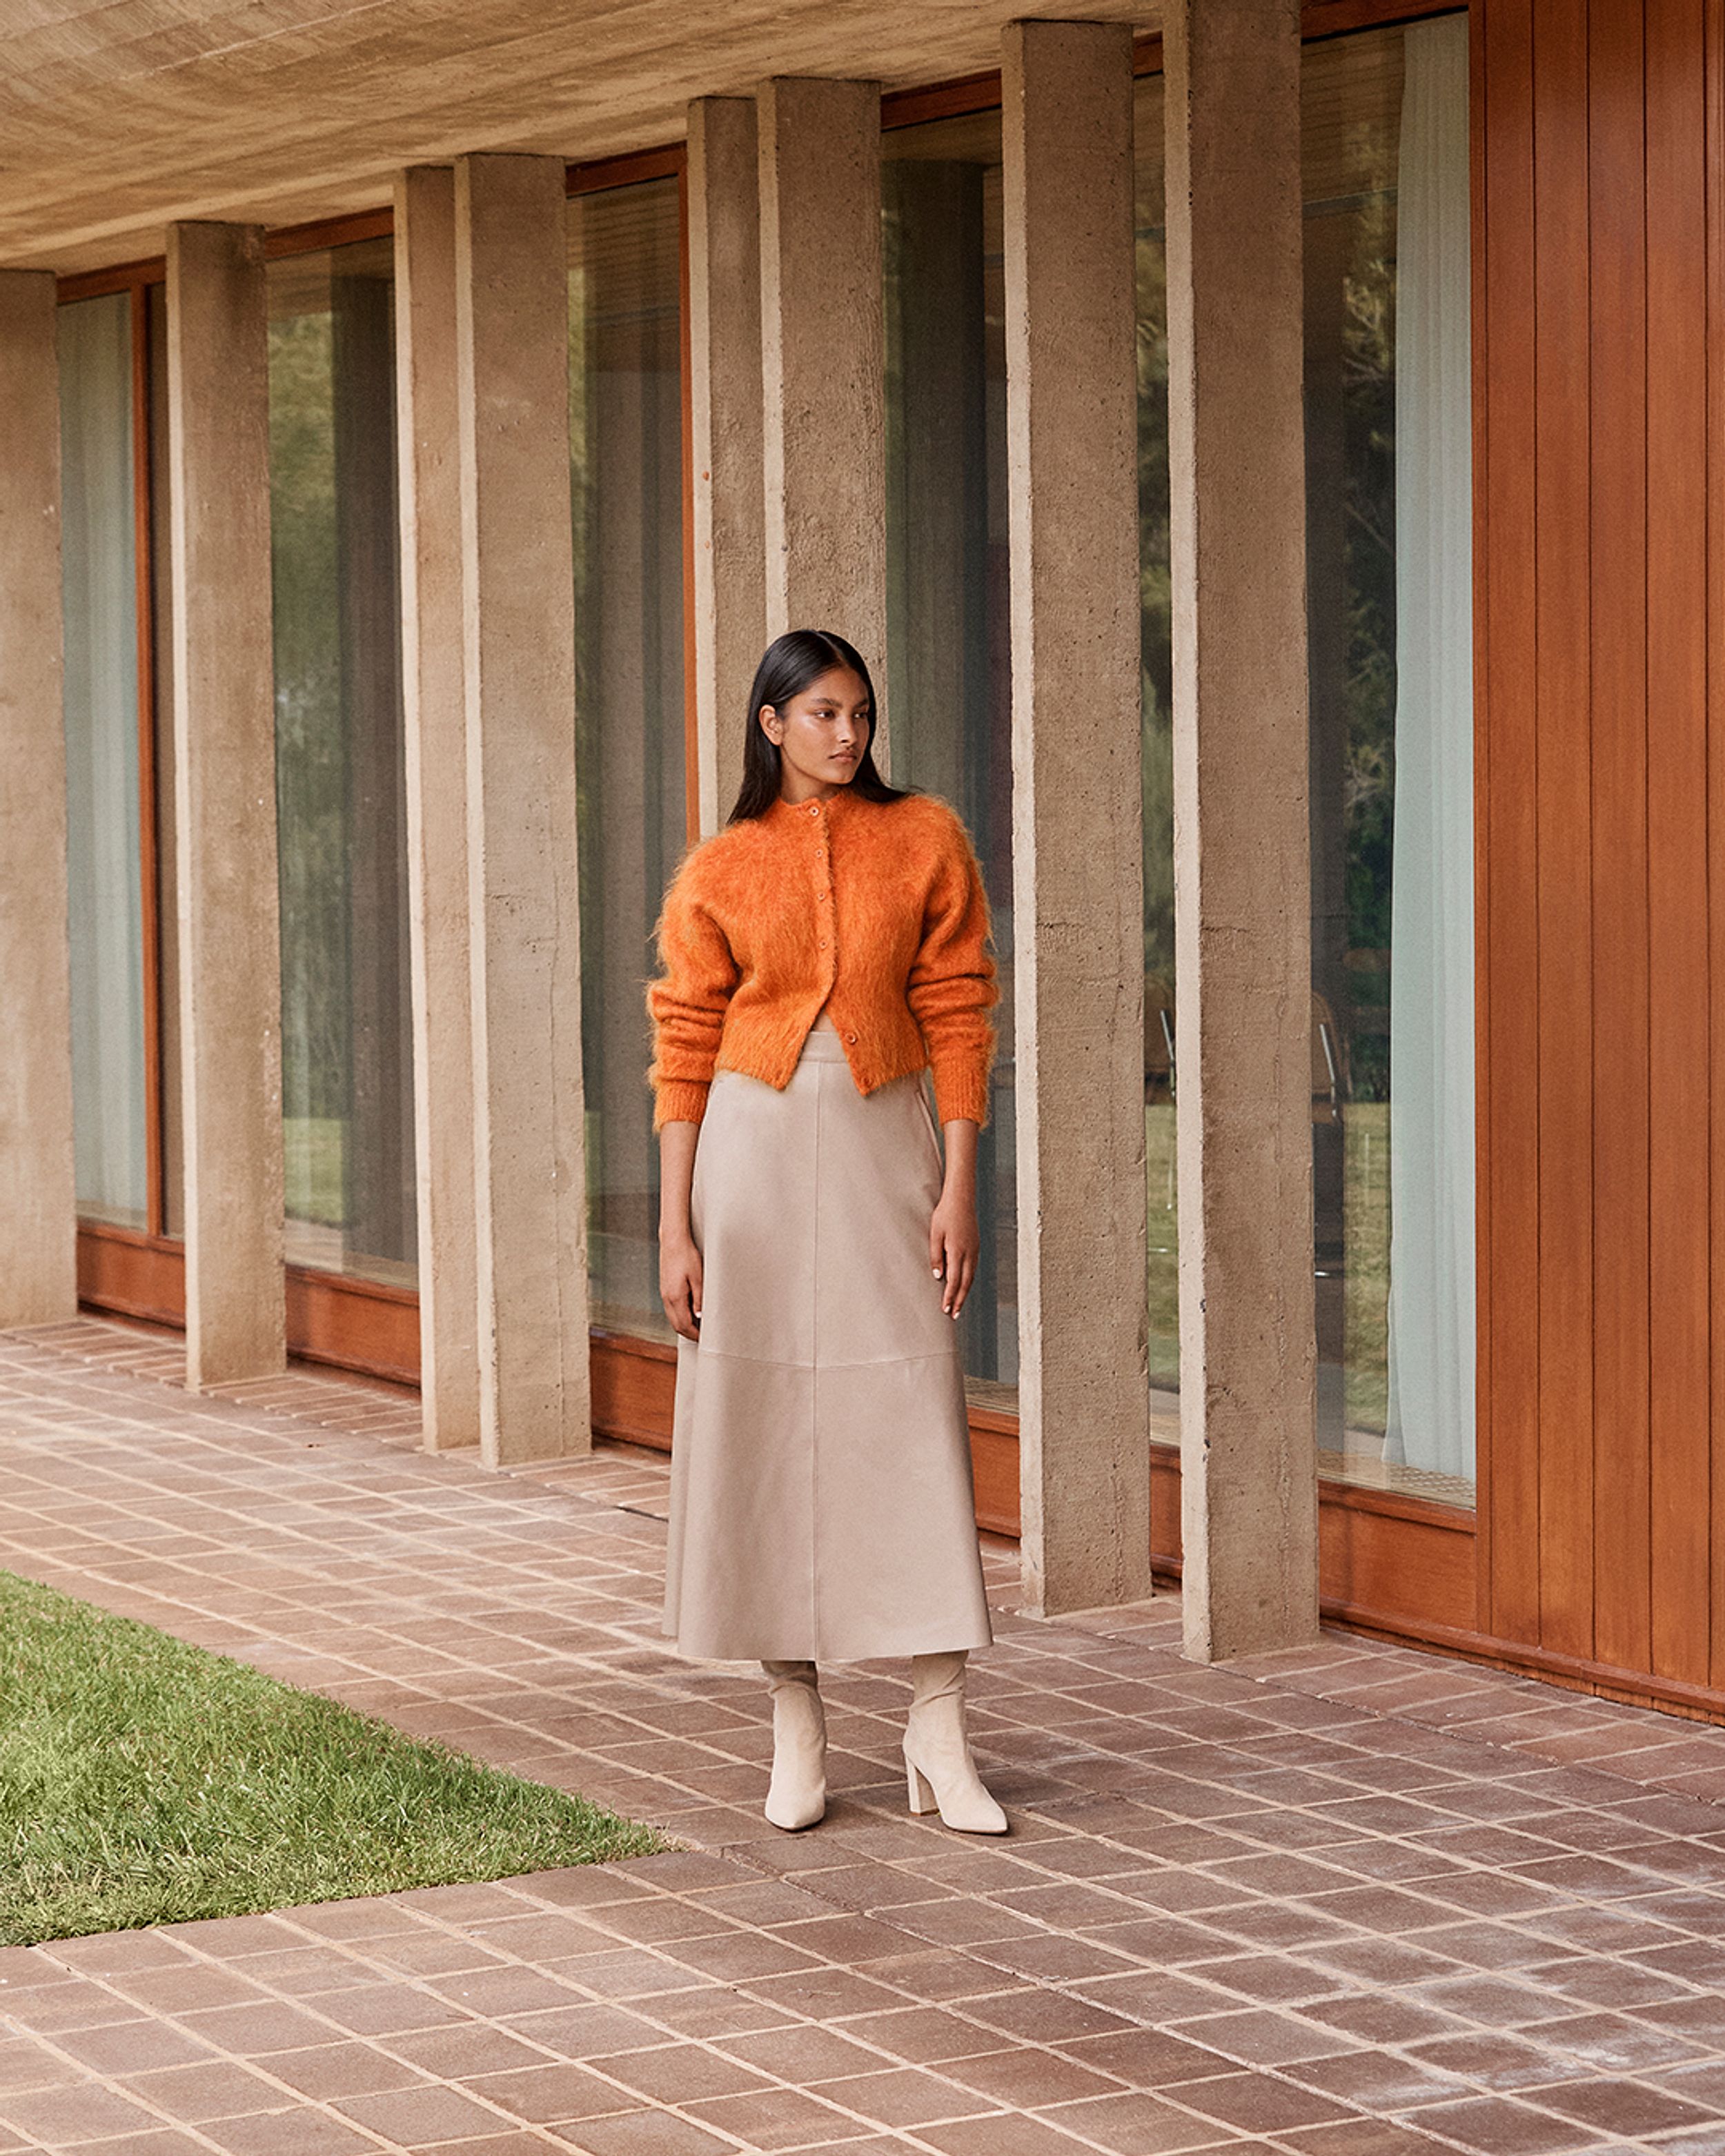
[
  {"x1": 758, "y1": 77, "x2": 888, "y2": 756},
  {"x1": 0, "y1": 272, "x2": 77, "y2": 1327},
  {"x1": 688, "y1": 98, "x2": 766, "y2": 835},
  {"x1": 166, "y1": 222, "x2": 286, "y2": 1387},
  {"x1": 1002, "y1": 21, "x2": 1153, "y2": 1616},
  {"x1": 1163, "y1": 0, "x2": 1319, "y2": 1659},
  {"x1": 454, "y1": 152, "x2": 591, "y2": 1465},
  {"x1": 396, "y1": 165, "x2": 480, "y2": 1450}
]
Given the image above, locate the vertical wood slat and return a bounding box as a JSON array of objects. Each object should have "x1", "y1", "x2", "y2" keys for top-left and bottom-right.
[
  {"x1": 1646, "y1": 0, "x2": 1713, "y2": 1687},
  {"x1": 1482, "y1": 0, "x2": 1719, "y2": 1689},
  {"x1": 1470, "y1": 0, "x2": 1495, "y2": 1625},
  {"x1": 1481, "y1": 0, "x2": 1542, "y2": 1645},
  {"x1": 1529, "y1": 0, "x2": 1595, "y2": 1661},
  {"x1": 1707, "y1": 0, "x2": 1725, "y2": 1692},
  {"x1": 1585, "y1": 0, "x2": 1650, "y2": 1679}
]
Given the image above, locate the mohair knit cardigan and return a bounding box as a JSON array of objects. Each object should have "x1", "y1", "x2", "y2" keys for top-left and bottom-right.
[{"x1": 646, "y1": 787, "x2": 998, "y2": 1134}]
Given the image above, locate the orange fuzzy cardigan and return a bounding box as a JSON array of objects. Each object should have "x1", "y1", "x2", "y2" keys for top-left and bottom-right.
[{"x1": 646, "y1": 788, "x2": 998, "y2": 1133}]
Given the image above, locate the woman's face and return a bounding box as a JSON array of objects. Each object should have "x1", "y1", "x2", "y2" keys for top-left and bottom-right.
[{"x1": 760, "y1": 666, "x2": 871, "y2": 800}]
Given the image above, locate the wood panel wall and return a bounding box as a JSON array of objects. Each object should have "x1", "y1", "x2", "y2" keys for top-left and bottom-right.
[{"x1": 1477, "y1": 0, "x2": 1724, "y2": 1694}]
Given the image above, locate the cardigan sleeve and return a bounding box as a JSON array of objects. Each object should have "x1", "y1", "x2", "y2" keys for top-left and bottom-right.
[
  {"x1": 646, "y1": 859, "x2": 739, "y2": 1132},
  {"x1": 906, "y1": 809, "x2": 998, "y2": 1127}
]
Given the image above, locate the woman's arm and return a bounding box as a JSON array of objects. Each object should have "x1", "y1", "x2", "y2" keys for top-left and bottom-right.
[
  {"x1": 905, "y1": 811, "x2": 998, "y2": 1130},
  {"x1": 647, "y1": 856, "x2": 736, "y2": 1340},
  {"x1": 647, "y1": 872, "x2": 738, "y2": 1134},
  {"x1": 929, "y1": 1116, "x2": 981, "y2": 1318},
  {"x1": 658, "y1": 1120, "x2": 703, "y2": 1341}
]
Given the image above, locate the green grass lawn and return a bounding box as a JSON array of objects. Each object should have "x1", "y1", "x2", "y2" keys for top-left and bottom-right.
[{"x1": 0, "y1": 1573, "x2": 665, "y2": 1947}]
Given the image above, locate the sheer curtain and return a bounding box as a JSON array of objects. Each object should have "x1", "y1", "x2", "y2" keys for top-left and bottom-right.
[
  {"x1": 59, "y1": 293, "x2": 148, "y2": 1229},
  {"x1": 1385, "y1": 11, "x2": 1475, "y2": 1478}
]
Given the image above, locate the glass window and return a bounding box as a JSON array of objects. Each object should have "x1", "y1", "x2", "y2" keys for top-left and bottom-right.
[
  {"x1": 883, "y1": 110, "x2": 1018, "y2": 1411},
  {"x1": 268, "y1": 239, "x2": 417, "y2": 1287},
  {"x1": 1136, "y1": 17, "x2": 1476, "y2": 1507},
  {"x1": 1305, "y1": 19, "x2": 1474, "y2": 1505},
  {"x1": 1134, "y1": 87, "x2": 1179, "y2": 1438},
  {"x1": 148, "y1": 281, "x2": 184, "y2": 1241},
  {"x1": 567, "y1": 176, "x2": 688, "y2": 1340},
  {"x1": 59, "y1": 291, "x2": 148, "y2": 1230}
]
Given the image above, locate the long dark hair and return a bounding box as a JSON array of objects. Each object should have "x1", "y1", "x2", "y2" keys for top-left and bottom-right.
[{"x1": 728, "y1": 629, "x2": 912, "y2": 824}]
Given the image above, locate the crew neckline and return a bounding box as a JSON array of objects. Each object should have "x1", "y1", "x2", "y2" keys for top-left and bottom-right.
[{"x1": 773, "y1": 786, "x2": 856, "y2": 820}]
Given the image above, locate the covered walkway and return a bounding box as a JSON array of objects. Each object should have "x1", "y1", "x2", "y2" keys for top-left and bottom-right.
[{"x1": 3, "y1": 1323, "x2": 1725, "y2": 2154}]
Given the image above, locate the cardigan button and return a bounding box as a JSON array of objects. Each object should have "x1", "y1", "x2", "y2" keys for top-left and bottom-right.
[{"x1": 845, "y1": 1031, "x2": 858, "y2": 1044}]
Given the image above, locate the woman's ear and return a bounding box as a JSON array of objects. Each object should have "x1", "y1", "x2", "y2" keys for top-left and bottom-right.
[{"x1": 759, "y1": 704, "x2": 781, "y2": 745}]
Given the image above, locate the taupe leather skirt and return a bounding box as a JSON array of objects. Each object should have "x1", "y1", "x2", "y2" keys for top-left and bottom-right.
[{"x1": 663, "y1": 1011, "x2": 993, "y2": 1663}]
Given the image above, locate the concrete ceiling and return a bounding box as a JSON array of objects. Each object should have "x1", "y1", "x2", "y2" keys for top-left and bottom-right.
[{"x1": 2, "y1": 0, "x2": 1156, "y2": 273}]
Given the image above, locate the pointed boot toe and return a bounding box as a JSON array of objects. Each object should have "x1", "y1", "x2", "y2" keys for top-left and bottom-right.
[{"x1": 903, "y1": 1651, "x2": 1008, "y2": 1834}]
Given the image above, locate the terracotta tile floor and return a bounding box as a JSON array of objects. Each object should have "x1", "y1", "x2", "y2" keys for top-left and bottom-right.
[{"x1": 6, "y1": 1323, "x2": 1725, "y2": 2154}]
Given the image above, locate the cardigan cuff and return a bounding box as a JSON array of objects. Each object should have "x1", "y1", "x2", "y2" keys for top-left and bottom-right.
[
  {"x1": 931, "y1": 1062, "x2": 992, "y2": 1130},
  {"x1": 653, "y1": 1078, "x2": 711, "y2": 1132}
]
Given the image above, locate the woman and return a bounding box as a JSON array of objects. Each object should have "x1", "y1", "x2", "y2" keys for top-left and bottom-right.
[{"x1": 647, "y1": 628, "x2": 1007, "y2": 1837}]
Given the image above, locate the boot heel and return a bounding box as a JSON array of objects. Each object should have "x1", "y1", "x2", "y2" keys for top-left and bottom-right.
[{"x1": 904, "y1": 1748, "x2": 937, "y2": 1815}]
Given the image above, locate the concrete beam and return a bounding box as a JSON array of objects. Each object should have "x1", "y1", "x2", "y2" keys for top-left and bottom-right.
[
  {"x1": 165, "y1": 221, "x2": 286, "y2": 1388},
  {"x1": 0, "y1": 271, "x2": 77, "y2": 1327},
  {"x1": 1163, "y1": 0, "x2": 1320, "y2": 1660},
  {"x1": 688, "y1": 97, "x2": 766, "y2": 835},
  {"x1": 758, "y1": 77, "x2": 888, "y2": 752},
  {"x1": 1001, "y1": 20, "x2": 1153, "y2": 1617},
  {"x1": 453, "y1": 152, "x2": 591, "y2": 1465},
  {"x1": 396, "y1": 165, "x2": 480, "y2": 1452}
]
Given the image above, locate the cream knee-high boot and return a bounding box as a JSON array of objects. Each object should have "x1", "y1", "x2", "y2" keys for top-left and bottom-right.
[
  {"x1": 903, "y1": 1651, "x2": 1007, "y2": 1834},
  {"x1": 761, "y1": 1660, "x2": 826, "y2": 1830}
]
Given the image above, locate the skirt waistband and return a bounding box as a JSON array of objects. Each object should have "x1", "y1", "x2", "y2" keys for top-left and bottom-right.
[{"x1": 798, "y1": 1011, "x2": 849, "y2": 1063}]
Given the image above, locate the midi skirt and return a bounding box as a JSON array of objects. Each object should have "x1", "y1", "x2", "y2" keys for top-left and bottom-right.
[{"x1": 663, "y1": 1011, "x2": 994, "y2": 1663}]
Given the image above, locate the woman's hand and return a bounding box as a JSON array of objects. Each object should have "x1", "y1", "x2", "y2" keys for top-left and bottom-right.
[
  {"x1": 658, "y1": 1120, "x2": 703, "y2": 1341},
  {"x1": 929, "y1": 1117, "x2": 982, "y2": 1318},
  {"x1": 660, "y1": 1232, "x2": 704, "y2": 1342}
]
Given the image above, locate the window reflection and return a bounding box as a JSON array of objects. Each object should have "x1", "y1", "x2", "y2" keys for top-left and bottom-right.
[
  {"x1": 883, "y1": 110, "x2": 1018, "y2": 1407},
  {"x1": 268, "y1": 238, "x2": 417, "y2": 1286},
  {"x1": 1134, "y1": 87, "x2": 1179, "y2": 1434},
  {"x1": 59, "y1": 291, "x2": 148, "y2": 1230},
  {"x1": 1136, "y1": 20, "x2": 1476, "y2": 1507},
  {"x1": 568, "y1": 177, "x2": 688, "y2": 1340}
]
